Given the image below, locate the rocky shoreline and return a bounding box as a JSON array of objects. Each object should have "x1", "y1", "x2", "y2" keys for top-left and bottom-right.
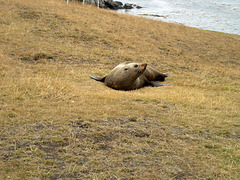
[{"x1": 70, "y1": 0, "x2": 142, "y2": 10}]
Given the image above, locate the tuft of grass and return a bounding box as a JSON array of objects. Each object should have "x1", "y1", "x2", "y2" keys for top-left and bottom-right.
[{"x1": 0, "y1": 0, "x2": 239, "y2": 179}]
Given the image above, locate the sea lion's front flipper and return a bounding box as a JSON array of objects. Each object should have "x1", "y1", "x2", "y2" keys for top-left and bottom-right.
[
  {"x1": 162, "y1": 73, "x2": 169, "y2": 77},
  {"x1": 150, "y1": 81, "x2": 170, "y2": 87},
  {"x1": 89, "y1": 75, "x2": 106, "y2": 82}
]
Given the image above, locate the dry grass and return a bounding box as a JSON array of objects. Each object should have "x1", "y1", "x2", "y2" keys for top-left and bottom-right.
[{"x1": 0, "y1": 0, "x2": 239, "y2": 179}]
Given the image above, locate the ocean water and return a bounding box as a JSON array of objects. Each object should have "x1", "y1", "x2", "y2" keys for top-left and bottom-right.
[{"x1": 117, "y1": 0, "x2": 240, "y2": 35}]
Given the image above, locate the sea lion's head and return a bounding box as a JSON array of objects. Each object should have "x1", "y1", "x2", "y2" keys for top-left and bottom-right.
[
  {"x1": 105, "y1": 62, "x2": 147, "y2": 90},
  {"x1": 122, "y1": 62, "x2": 147, "y2": 76}
]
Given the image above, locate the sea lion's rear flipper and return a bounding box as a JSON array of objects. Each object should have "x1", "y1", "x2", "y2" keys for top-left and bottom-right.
[
  {"x1": 89, "y1": 75, "x2": 106, "y2": 82},
  {"x1": 162, "y1": 73, "x2": 169, "y2": 77},
  {"x1": 154, "y1": 73, "x2": 169, "y2": 81},
  {"x1": 150, "y1": 81, "x2": 170, "y2": 87}
]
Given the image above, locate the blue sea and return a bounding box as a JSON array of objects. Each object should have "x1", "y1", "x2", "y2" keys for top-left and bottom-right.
[{"x1": 117, "y1": 0, "x2": 240, "y2": 35}]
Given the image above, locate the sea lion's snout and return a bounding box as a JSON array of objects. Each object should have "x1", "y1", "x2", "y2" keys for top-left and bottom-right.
[
  {"x1": 142, "y1": 63, "x2": 147, "y2": 69},
  {"x1": 137, "y1": 63, "x2": 147, "y2": 73}
]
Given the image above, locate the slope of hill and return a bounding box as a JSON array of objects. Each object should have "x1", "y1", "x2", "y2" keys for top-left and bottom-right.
[{"x1": 0, "y1": 0, "x2": 239, "y2": 179}]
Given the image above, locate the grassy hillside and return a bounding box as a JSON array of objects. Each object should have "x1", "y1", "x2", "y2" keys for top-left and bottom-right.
[{"x1": 0, "y1": 0, "x2": 239, "y2": 179}]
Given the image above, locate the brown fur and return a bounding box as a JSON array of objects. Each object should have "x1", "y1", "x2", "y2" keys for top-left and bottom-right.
[{"x1": 90, "y1": 62, "x2": 169, "y2": 90}]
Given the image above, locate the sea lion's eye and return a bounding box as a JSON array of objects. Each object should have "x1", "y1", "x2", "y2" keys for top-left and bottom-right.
[
  {"x1": 124, "y1": 68, "x2": 128, "y2": 71},
  {"x1": 134, "y1": 65, "x2": 138, "y2": 68}
]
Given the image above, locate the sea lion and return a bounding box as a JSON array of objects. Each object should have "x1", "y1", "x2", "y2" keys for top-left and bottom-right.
[{"x1": 90, "y1": 62, "x2": 169, "y2": 90}]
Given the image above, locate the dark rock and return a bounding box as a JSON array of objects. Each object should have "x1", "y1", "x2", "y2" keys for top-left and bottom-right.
[
  {"x1": 104, "y1": 0, "x2": 123, "y2": 9},
  {"x1": 73, "y1": 0, "x2": 141, "y2": 10},
  {"x1": 135, "y1": 5, "x2": 142, "y2": 9},
  {"x1": 115, "y1": 1, "x2": 123, "y2": 6},
  {"x1": 123, "y1": 3, "x2": 134, "y2": 9}
]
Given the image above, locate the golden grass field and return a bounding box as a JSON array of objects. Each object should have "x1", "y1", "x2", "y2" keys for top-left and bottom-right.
[{"x1": 0, "y1": 0, "x2": 239, "y2": 179}]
